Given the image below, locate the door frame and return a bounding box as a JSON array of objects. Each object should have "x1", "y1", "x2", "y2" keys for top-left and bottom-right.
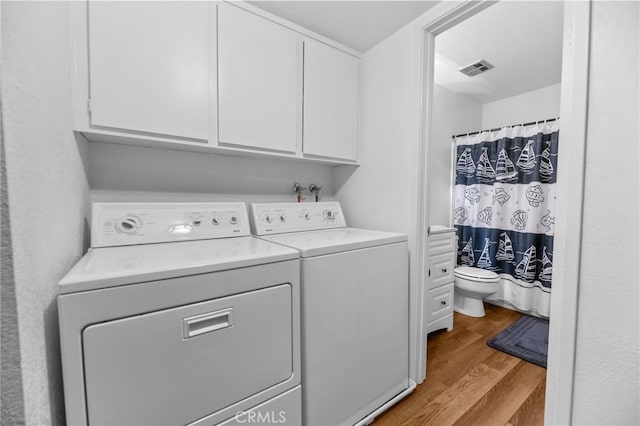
[{"x1": 412, "y1": 1, "x2": 591, "y2": 424}]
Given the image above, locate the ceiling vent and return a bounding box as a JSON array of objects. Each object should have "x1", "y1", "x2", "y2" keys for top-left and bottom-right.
[{"x1": 459, "y1": 59, "x2": 494, "y2": 77}]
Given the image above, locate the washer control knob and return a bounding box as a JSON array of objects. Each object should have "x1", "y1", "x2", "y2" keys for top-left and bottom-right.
[
  {"x1": 279, "y1": 215, "x2": 286, "y2": 222},
  {"x1": 229, "y1": 216, "x2": 238, "y2": 225},
  {"x1": 211, "y1": 217, "x2": 220, "y2": 226},
  {"x1": 304, "y1": 212, "x2": 311, "y2": 221},
  {"x1": 323, "y1": 210, "x2": 335, "y2": 221},
  {"x1": 192, "y1": 218, "x2": 202, "y2": 226},
  {"x1": 265, "y1": 215, "x2": 273, "y2": 224}
]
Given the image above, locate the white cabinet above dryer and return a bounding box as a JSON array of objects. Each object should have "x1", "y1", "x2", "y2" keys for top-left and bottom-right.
[
  {"x1": 72, "y1": 1, "x2": 214, "y2": 144},
  {"x1": 70, "y1": 1, "x2": 361, "y2": 165}
]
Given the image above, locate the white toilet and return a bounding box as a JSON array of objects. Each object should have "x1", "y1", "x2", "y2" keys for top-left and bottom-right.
[{"x1": 453, "y1": 266, "x2": 500, "y2": 317}]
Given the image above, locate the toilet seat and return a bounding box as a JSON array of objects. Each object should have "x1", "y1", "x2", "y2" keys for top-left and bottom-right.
[{"x1": 455, "y1": 266, "x2": 499, "y2": 282}]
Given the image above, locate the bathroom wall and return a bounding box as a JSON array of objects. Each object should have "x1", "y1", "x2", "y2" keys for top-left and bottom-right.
[
  {"x1": 572, "y1": 1, "x2": 639, "y2": 423},
  {"x1": 429, "y1": 84, "x2": 482, "y2": 226},
  {"x1": 88, "y1": 141, "x2": 335, "y2": 205},
  {"x1": 481, "y1": 83, "x2": 561, "y2": 129},
  {"x1": 2, "y1": 2, "x2": 91, "y2": 424}
]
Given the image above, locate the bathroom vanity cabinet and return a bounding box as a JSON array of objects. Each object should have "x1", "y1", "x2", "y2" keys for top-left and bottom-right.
[{"x1": 426, "y1": 228, "x2": 456, "y2": 333}]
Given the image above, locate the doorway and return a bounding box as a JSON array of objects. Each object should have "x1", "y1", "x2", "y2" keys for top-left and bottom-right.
[{"x1": 415, "y1": 1, "x2": 590, "y2": 424}]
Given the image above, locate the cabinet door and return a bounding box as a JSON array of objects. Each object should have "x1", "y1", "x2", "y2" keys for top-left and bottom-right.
[
  {"x1": 87, "y1": 1, "x2": 210, "y2": 140},
  {"x1": 303, "y1": 39, "x2": 359, "y2": 161},
  {"x1": 218, "y1": 4, "x2": 299, "y2": 153}
]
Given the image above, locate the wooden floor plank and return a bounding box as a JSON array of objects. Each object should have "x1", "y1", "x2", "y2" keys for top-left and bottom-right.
[
  {"x1": 506, "y1": 373, "x2": 546, "y2": 426},
  {"x1": 399, "y1": 352, "x2": 521, "y2": 426},
  {"x1": 373, "y1": 380, "x2": 448, "y2": 426},
  {"x1": 372, "y1": 304, "x2": 547, "y2": 426},
  {"x1": 453, "y1": 360, "x2": 546, "y2": 426}
]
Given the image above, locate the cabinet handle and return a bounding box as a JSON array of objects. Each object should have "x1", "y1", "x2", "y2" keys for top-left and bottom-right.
[
  {"x1": 442, "y1": 268, "x2": 448, "y2": 273},
  {"x1": 441, "y1": 300, "x2": 447, "y2": 306}
]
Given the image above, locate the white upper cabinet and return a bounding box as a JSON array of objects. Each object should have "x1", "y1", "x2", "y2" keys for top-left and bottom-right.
[
  {"x1": 303, "y1": 39, "x2": 359, "y2": 161},
  {"x1": 217, "y1": 3, "x2": 299, "y2": 153},
  {"x1": 86, "y1": 1, "x2": 210, "y2": 140},
  {"x1": 71, "y1": 1, "x2": 361, "y2": 164}
]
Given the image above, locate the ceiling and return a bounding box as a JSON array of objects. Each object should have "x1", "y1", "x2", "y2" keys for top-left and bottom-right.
[
  {"x1": 435, "y1": 1, "x2": 564, "y2": 103},
  {"x1": 247, "y1": 1, "x2": 437, "y2": 52},
  {"x1": 247, "y1": 1, "x2": 564, "y2": 104}
]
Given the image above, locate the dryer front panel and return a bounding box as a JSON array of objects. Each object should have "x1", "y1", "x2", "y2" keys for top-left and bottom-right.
[{"x1": 82, "y1": 284, "x2": 293, "y2": 426}]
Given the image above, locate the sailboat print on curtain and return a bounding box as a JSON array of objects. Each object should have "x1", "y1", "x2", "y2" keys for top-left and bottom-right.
[
  {"x1": 476, "y1": 147, "x2": 496, "y2": 181},
  {"x1": 496, "y1": 232, "x2": 514, "y2": 262},
  {"x1": 454, "y1": 120, "x2": 559, "y2": 294},
  {"x1": 539, "y1": 141, "x2": 554, "y2": 182},
  {"x1": 516, "y1": 140, "x2": 536, "y2": 173},
  {"x1": 495, "y1": 149, "x2": 518, "y2": 181},
  {"x1": 456, "y1": 147, "x2": 476, "y2": 177},
  {"x1": 476, "y1": 238, "x2": 493, "y2": 269},
  {"x1": 460, "y1": 238, "x2": 474, "y2": 266},
  {"x1": 515, "y1": 245, "x2": 537, "y2": 282},
  {"x1": 539, "y1": 247, "x2": 553, "y2": 282}
]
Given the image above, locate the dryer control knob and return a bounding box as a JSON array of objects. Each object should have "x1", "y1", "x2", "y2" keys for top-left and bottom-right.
[{"x1": 116, "y1": 216, "x2": 141, "y2": 234}]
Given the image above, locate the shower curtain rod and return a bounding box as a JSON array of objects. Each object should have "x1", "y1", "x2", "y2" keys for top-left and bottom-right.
[{"x1": 451, "y1": 116, "x2": 560, "y2": 139}]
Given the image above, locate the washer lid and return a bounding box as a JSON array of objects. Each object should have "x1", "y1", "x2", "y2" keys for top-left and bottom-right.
[
  {"x1": 455, "y1": 266, "x2": 499, "y2": 279},
  {"x1": 58, "y1": 236, "x2": 298, "y2": 294},
  {"x1": 258, "y1": 228, "x2": 407, "y2": 258}
]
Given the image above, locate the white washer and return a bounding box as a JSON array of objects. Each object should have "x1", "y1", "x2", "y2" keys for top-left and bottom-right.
[
  {"x1": 250, "y1": 202, "x2": 416, "y2": 426},
  {"x1": 58, "y1": 202, "x2": 302, "y2": 426}
]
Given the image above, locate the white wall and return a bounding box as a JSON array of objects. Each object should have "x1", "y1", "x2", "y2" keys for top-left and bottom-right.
[
  {"x1": 333, "y1": 25, "x2": 415, "y2": 234},
  {"x1": 482, "y1": 83, "x2": 561, "y2": 129},
  {"x1": 572, "y1": 1, "x2": 639, "y2": 424},
  {"x1": 87, "y1": 141, "x2": 334, "y2": 204},
  {"x1": 2, "y1": 2, "x2": 90, "y2": 424},
  {"x1": 429, "y1": 84, "x2": 482, "y2": 226}
]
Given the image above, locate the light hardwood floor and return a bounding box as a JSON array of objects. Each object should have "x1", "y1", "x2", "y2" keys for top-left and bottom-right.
[{"x1": 374, "y1": 304, "x2": 546, "y2": 426}]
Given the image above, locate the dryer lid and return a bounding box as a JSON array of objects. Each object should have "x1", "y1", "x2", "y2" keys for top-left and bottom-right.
[
  {"x1": 258, "y1": 227, "x2": 407, "y2": 257},
  {"x1": 455, "y1": 266, "x2": 499, "y2": 280}
]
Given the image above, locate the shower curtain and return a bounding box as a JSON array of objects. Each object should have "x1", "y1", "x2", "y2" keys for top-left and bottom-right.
[{"x1": 453, "y1": 120, "x2": 559, "y2": 318}]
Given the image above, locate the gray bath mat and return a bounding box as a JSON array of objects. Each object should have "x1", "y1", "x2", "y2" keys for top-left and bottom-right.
[{"x1": 487, "y1": 315, "x2": 549, "y2": 368}]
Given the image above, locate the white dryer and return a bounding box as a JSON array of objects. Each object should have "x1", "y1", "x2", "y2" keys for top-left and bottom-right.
[
  {"x1": 250, "y1": 202, "x2": 416, "y2": 426},
  {"x1": 58, "y1": 202, "x2": 301, "y2": 426}
]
